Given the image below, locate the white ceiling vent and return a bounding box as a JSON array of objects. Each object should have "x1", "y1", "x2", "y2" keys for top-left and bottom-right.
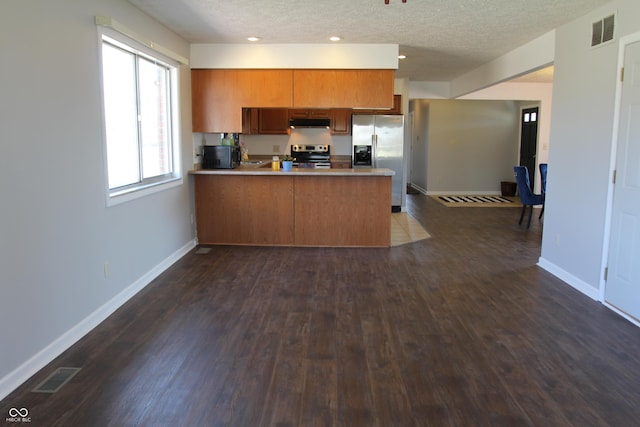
[{"x1": 591, "y1": 14, "x2": 615, "y2": 48}]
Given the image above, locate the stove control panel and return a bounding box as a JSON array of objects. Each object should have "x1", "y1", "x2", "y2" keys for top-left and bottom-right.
[{"x1": 291, "y1": 144, "x2": 330, "y2": 153}]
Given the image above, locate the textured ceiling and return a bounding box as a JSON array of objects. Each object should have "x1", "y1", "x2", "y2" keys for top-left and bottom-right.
[{"x1": 128, "y1": 0, "x2": 609, "y2": 82}]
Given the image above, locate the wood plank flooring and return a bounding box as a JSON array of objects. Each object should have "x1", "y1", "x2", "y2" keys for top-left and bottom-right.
[{"x1": 3, "y1": 194, "x2": 640, "y2": 426}]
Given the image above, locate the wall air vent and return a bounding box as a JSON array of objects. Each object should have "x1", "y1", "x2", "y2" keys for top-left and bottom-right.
[{"x1": 591, "y1": 14, "x2": 615, "y2": 47}]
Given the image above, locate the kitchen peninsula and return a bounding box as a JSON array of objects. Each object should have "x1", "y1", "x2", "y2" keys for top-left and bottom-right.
[{"x1": 191, "y1": 165, "x2": 393, "y2": 247}]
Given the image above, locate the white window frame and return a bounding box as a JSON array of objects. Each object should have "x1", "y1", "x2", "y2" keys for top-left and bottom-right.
[{"x1": 98, "y1": 27, "x2": 182, "y2": 206}]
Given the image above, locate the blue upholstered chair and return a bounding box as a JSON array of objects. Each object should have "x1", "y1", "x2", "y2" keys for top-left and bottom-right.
[
  {"x1": 539, "y1": 163, "x2": 548, "y2": 219},
  {"x1": 513, "y1": 166, "x2": 544, "y2": 228}
]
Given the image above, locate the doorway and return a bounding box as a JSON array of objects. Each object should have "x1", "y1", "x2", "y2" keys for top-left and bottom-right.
[{"x1": 520, "y1": 107, "x2": 539, "y2": 189}]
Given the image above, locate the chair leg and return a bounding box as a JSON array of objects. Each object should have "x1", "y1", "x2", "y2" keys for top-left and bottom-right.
[
  {"x1": 519, "y1": 205, "x2": 526, "y2": 225},
  {"x1": 527, "y1": 205, "x2": 534, "y2": 228}
]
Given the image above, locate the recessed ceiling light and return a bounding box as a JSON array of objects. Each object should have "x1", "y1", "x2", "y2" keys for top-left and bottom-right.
[
  {"x1": 398, "y1": 55, "x2": 407, "y2": 59},
  {"x1": 329, "y1": 36, "x2": 341, "y2": 42},
  {"x1": 247, "y1": 36, "x2": 261, "y2": 42}
]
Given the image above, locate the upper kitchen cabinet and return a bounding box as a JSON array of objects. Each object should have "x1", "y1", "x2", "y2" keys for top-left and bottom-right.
[
  {"x1": 239, "y1": 70, "x2": 293, "y2": 106},
  {"x1": 353, "y1": 95, "x2": 402, "y2": 115},
  {"x1": 330, "y1": 109, "x2": 352, "y2": 135},
  {"x1": 192, "y1": 69, "x2": 395, "y2": 132},
  {"x1": 289, "y1": 109, "x2": 331, "y2": 119},
  {"x1": 258, "y1": 108, "x2": 290, "y2": 135},
  {"x1": 192, "y1": 69, "x2": 235, "y2": 132},
  {"x1": 192, "y1": 69, "x2": 293, "y2": 132},
  {"x1": 292, "y1": 70, "x2": 394, "y2": 109}
]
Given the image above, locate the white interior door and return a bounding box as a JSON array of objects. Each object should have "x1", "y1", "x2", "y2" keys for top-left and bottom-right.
[{"x1": 605, "y1": 40, "x2": 640, "y2": 321}]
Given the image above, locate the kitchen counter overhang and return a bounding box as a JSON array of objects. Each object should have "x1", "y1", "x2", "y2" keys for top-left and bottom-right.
[
  {"x1": 190, "y1": 166, "x2": 394, "y2": 177},
  {"x1": 190, "y1": 167, "x2": 394, "y2": 247}
]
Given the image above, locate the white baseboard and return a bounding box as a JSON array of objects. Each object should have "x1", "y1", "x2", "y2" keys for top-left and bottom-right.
[
  {"x1": 0, "y1": 239, "x2": 197, "y2": 401},
  {"x1": 603, "y1": 302, "x2": 640, "y2": 328},
  {"x1": 427, "y1": 190, "x2": 502, "y2": 196},
  {"x1": 537, "y1": 257, "x2": 600, "y2": 301},
  {"x1": 407, "y1": 184, "x2": 427, "y2": 195}
]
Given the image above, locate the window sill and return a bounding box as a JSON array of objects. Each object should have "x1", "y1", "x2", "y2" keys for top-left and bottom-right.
[{"x1": 107, "y1": 177, "x2": 182, "y2": 207}]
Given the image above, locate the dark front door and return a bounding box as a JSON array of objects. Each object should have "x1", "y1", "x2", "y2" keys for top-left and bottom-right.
[{"x1": 520, "y1": 107, "x2": 539, "y2": 189}]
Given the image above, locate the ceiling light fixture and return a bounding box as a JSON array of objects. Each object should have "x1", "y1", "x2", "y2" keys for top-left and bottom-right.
[
  {"x1": 384, "y1": 0, "x2": 407, "y2": 4},
  {"x1": 398, "y1": 55, "x2": 407, "y2": 59},
  {"x1": 247, "y1": 36, "x2": 260, "y2": 42},
  {"x1": 329, "y1": 36, "x2": 341, "y2": 42}
]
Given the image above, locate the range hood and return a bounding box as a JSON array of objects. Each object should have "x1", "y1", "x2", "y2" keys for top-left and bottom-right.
[{"x1": 289, "y1": 118, "x2": 331, "y2": 128}]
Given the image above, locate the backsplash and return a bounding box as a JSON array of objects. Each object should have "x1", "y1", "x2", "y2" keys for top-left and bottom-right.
[{"x1": 192, "y1": 129, "x2": 352, "y2": 167}]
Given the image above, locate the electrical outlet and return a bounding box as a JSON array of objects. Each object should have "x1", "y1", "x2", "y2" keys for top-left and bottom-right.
[
  {"x1": 273, "y1": 145, "x2": 280, "y2": 153},
  {"x1": 104, "y1": 261, "x2": 110, "y2": 278}
]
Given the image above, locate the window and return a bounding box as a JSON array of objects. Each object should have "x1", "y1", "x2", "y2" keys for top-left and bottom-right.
[{"x1": 99, "y1": 33, "x2": 181, "y2": 204}]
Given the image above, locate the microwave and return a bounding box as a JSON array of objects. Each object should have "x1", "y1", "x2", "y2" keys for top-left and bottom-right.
[{"x1": 202, "y1": 145, "x2": 241, "y2": 169}]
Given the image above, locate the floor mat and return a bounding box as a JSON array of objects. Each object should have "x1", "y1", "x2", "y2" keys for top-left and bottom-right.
[{"x1": 431, "y1": 195, "x2": 521, "y2": 207}]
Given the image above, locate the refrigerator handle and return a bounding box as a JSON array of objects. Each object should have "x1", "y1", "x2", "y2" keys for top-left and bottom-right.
[{"x1": 373, "y1": 134, "x2": 378, "y2": 167}]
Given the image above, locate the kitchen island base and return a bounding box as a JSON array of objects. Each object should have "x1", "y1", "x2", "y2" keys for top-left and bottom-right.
[{"x1": 194, "y1": 173, "x2": 391, "y2": 247}]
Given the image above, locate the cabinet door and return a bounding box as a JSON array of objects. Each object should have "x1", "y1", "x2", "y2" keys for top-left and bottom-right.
[
  {"x1": 242, "y1": 108, "x2": 259, "y2": 134},
  {"x1": 293, "y1": 70, "x2": 394, "y2": 108},
  {"x1": 192, "y1": 69, "x2": 241, "y2": 132},
  {"x1": 350, "y1": 96, "x2": 401, "y2": 115},
  {"x1": 289, "y1": 109, "x2": 331, "y2": 119},
  {"x1": 192, "y1": 69, "x2": 293, "y2": 133},
  {"x1": 259, "y1": 109, "x2": 290, "y2": 134},
  {"x1": 289, "y1": 109, "x2": 310, "y2": 118},
  {"x1": 237, "y1": 70, "x2": 293, "y2": 107},
  {"x1": 310, "y1": 109, "x2": 331, "y2": 118},
  {"x1": 331, "y1": 109, "x2": 352, "y2": 135}
]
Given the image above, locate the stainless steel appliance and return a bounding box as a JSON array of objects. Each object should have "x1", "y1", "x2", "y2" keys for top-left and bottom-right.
[
  {"x1": 202, "y1": 145, "x2": 241, "y2": 169},
  {"x1": 291, "y1": 144, "x2": 331, "y2": 169},
  {"x1": 352, "y1": 115, "x2": 404, "y2": 211}
]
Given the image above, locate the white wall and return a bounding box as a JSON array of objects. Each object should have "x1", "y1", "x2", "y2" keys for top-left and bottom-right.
[
  {"x1": 0, "y1": 0, "x2": 195, "y2": 398},
  {"x1": 450, "y1": 31, "x2": 555, "y2": 98},
  {"x1": 411, "y1": 100, "x2": 520, "y2": 194},
  {"x1": 460, "y1": 82, "x2": 554, "y2": 192},
  {"x1": 408, "y1": 100, "x2": 430, "y2": 192},
  {"x1": 191, "y1": 44, "x2": 399, "y2": 69},
  {"x1": 539, "y1": 0, "x2": 640, "y2": 299}
]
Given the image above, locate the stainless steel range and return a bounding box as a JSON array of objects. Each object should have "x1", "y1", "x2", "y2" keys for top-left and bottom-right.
[{"x1": 291, "y1": 144, "x2": 331, "y2": 169}]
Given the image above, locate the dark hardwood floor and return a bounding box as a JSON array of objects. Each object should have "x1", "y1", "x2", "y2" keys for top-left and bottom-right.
[{"x1": 3, "y1": 194, "x2": 640, "y2": 426}]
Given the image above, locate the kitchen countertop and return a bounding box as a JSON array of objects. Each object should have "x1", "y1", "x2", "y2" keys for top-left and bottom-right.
[{"x1": 190, "y1": 163, "x2": 394, "y2": 176}]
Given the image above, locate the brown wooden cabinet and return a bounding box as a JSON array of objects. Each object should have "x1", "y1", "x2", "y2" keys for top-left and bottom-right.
[
  {"x1": 389, "y1": 94, "x2": 402, "y2": 114},
  {"x1": 192, "y1": 69, "x2": 395, "y2": 133},
  {"x1": 241, "y1": 108, "x2": 259, "y2": 135},
  {"x1": 258, "y1": 109, "x2": 290, "y2": 134},
  {"x1": 353, "y1": 95, "x2": 402, "y2": 115},
  {"x1": 292, "y1": 70, "x2": 394, "y2": 109},
  {"x1": 192, "y1": 69, "x2": 238, "y2": 132},
  {"x1": 289, "y1": 109, "x2": 331, "y2": 119},
  {"x1": 192, "y1": 69, "x2": 293, "y2": 132},
  {"x1": 330, "y1": 109, "x2": 352, "y2": 135},
  {"x1": 330, "y1": 161, "x2": 352, "y2": 169},
  {"x1": 194, "y1": 173, "x2": 391, "y2": 247}
]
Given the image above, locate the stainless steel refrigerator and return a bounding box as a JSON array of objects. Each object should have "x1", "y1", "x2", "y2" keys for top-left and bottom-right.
[{"x1": 352, "y1": 115, "x2": 404, "y2": 212}]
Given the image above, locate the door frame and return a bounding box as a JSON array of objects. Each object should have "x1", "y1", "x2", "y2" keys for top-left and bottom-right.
[
  {"x1": 601, "y1": 31, "x2": 640, "y2": 327},
  {"x1": 518, "y1": 103, "x2": 541, "y2": 192}
]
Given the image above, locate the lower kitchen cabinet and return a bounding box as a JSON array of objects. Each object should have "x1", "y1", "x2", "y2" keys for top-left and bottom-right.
[{"x1": 194, "y1": 173, "x2": 391, "y2": 247}]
